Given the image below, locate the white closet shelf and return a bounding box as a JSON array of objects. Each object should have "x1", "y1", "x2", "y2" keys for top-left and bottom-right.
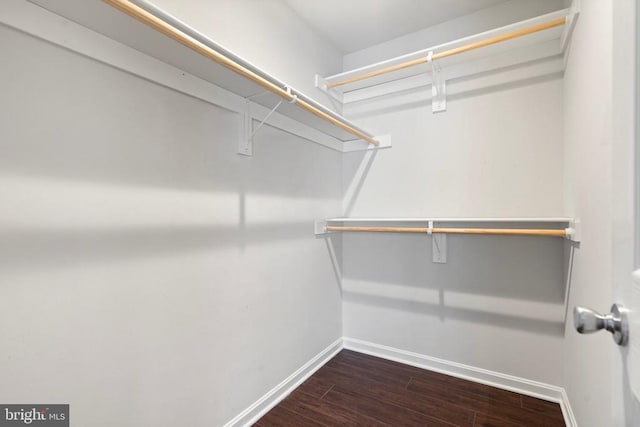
[
  {"x1": 23, "y1": 0, "x2": 385, "y2": 151},
  {"x1": 317, "y1": 3, "x2": 579, "y2": 106},
  {"x1": 315, "y1": 218, "x2": 580, "y2": 241},
  {"x1": 325, "y1": 217, "x2": 573, "y2": 223}
]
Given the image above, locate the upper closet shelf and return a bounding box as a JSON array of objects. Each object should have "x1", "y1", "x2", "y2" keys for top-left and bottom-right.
[
  {"x1": 20, "y1": 0, "x2": 386, "y2": 152},
  {"x1": 316, "y1": 2, "x2": 580, "y2": 111}
]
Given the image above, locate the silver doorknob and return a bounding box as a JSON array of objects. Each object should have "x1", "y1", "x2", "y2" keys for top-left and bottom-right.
[{"x1": 573, "y1": 303, "x2": 628, "y2": 346}]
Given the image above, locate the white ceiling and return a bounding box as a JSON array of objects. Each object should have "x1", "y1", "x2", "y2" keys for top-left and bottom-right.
[{"x1": 284, "y1": 0, "x2": 509, "y2": 53}]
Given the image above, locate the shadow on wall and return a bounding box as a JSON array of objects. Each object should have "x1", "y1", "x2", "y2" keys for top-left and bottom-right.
[
  {"x1": 344, "y1": 290, "x2": 565, "y2": 336},
  {"x1": 342, "y1": 149, "x2": 379, "y2": 217},
  {"x1": 334, "y1": 81, "x2": 569, "y2": 336},
  {"x1": 0, "y1": 25, "x2": 340, "y2": 200},
  {"x1": 344, "y1": 233, "x2": 565, "y2": 301},
  {"x1": 341, "y1": 232, "x2": 571, "y2": 336},
  {"x1": 322, "y1": 235, "x2": 344, "y2": 297},
  {"x1": 0, "y1": 27, "x2": 344, "y2": 280},
  {"x1": 0, "y1": 222, "x2": 315, "y2": 277}
]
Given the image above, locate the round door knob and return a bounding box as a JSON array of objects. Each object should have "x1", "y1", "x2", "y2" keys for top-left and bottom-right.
[{"x1": 573, "y1": 303, "x2": 628, "y2": 346}]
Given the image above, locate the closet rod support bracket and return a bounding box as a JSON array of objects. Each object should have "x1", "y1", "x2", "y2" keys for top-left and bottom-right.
[
  {"x1": 315, "y1": 74, "x2": 343, "y2": 104},
  {"x1": 314, "y1": 220, "x2": 329, "y2": 236},
  {"x1": 428, "y1": 51, "x2": 447, "y2": 113},
  {"x1": 566, "y1": 219, "x2": 581, "y2": 243},
  {"x1": 238, "y1": 101, "x2": 253, "y2": 156},
  {"x1": 561, "y1": 0, "x2": 580, "y2": 53},
  {"x1": 315, "y1": 74, "x2": 329, "y2": 92},
  {"x1": 239, "y1": 93, "x2": 291, "y2": 156}
]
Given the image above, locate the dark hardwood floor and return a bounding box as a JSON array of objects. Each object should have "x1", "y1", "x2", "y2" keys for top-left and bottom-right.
[{"x1": 254, "y1": 349, "x2": 565, "y2": 427}]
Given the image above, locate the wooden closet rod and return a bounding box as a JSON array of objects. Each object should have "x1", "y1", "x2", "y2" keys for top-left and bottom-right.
[
  {"x1": 327, "y1": 17, "x2": 566, "y2": 89},
  {"x1": 326, "y1": 226, "x2": 568, "y2": 237},
  {"x1": 103, "y1": 0, "x2": 379, "y2": 146}
]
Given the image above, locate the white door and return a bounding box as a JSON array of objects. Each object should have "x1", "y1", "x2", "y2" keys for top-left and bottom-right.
[
  {"x1": 610, "y1": 0, "x2": 639, "y2": 425},
  {"x1": 572, "y1": 1, "x2": 640, "y2": 425}
]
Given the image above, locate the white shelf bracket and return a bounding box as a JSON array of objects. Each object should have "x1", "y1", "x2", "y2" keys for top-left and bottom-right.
[
  {"x1": 566, "y1": 219, "x2": 581, "y2": 243},
  {"x1": 561, "y1": 0, "x2": 580, "y2": 53},
  {"x1": 315, "y1": 74, "x2": 329, "y2": 93},
  {"x1": 428, "y1": 51, "x2": 447, "y2": 113},
  {"x1": 314, "y1": 220, "x2": 329, "y2": 236},
  {"x1": 428, "y1": 221, "x2": 447, "y2": 263},
  {"x1": 341, "y1": 134, "x2": 393, "y2": 153},
  {"x1": 252, "y1": 99, "x2": 283, "y2": 136},
  {"x1": 238, "y1": 101, "x2": 253, "y2": 156},
  {"x1": 315, "y1": 74, "x2": 343, "y2": 104},
  {"x1": 239, "y1": 90, "x2": 294, "y2": 156}
]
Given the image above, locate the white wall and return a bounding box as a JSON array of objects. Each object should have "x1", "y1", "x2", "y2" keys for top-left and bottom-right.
[
  {"x1": 0, "y1": 9, "x2": 342, "y2": 427},
  {"x1": 561, "y1": 1, "x2": 614, "y2": 425},
  {"x1": 340, "y1": 5, "x2": 566, "y2": 385}
]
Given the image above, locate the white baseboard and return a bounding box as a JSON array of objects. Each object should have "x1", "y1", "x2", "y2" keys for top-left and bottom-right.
[
  {"x1": 223, "y1": 337, "x2": 343, "y2": 427},
  {"x1": 559, "y1": 388, "x2": 578, "y2": 427},
  {"x1": 343, "y1": 337, "x2": 577, "y2": 427}
]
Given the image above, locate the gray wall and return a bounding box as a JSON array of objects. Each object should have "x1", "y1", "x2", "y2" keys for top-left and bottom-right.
[
  {"x1": 0, "y1": 14, "x2": 343, "y2": 427},
  {"x1": 340, "y1": 1, "x2": 566, "y2": 385}
]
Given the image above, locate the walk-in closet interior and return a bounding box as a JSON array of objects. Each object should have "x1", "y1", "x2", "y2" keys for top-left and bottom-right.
[{"x1": 1, "y1": 0, "x2": 639, "y2": 426}]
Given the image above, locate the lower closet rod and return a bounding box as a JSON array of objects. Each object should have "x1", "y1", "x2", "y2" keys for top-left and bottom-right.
[{"x1": 326, "y1": 226, "x2": 568, "y2": 237}]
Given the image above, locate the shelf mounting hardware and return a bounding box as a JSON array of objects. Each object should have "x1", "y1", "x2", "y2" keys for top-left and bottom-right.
[
  {"x1": 427, "y1": 51, "x2": 446, "y2": 113},
  {"x1": 561, "y1": 0, "x2": 580, "y2": 53},
  {"x1": 428, "y1": 220, "x2": 447, "y2": 263},
  {"x1": 238, "y1": 87, "x2": 296, "y2": 156},
  {"x1": 565, "y1": 219, "x2": 581, "y2": 243},
  {"x1": 315, "y1": 74, "x2": 344, "y2": 105},
  {"x1": 239, "y1": 101, "x2": 253, "y2": 156},
  {"x1": 314, "y1": 220, "x2": 329, "y2": 236},
  {"x1": 252, "y1": 99, "x2": 284, "y2": 138}
]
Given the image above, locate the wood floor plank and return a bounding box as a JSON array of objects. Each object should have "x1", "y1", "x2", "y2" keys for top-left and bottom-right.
[
  {"x1": 256, "y1": 405, "x2": 327, "y2": 427},
  {"x1": 280, "y1": 389, "x2": 390, "y2": 426},
  {"x1": 254, "y1": 350, "x2": 566, "y2": 427},
  {"x1": 313, "y1": 365, "x2": 475, "y2": 427},
  {"x1": 326, "y1": 357, "x2": 412, "y2": 388},
  {"x1": 408, "y1": 378, "x2": 565, "y2": 427},
  {"x1": 473, "y1": 413, "x2": 524, "y2": 427},
  {"x1": 315, "y1": 366, "x2": 407, "y2": 392},
  {"x1": 323, "y1": 385, "x2": 460, "y2": 427},
  {"x1": 359, "y1": 385, "x2": 476, "y2": 427},
  {"x1": 411, "y1": 371, "x2": 522, "y2": 406},
  {"x1": 338, "y1": 350, "x2": 522, "y2": 407},
  {"x1": 296, "y1": 377, "x2": 334, "y2": 399},
  {"x1": 521, "y1": 395, "x2": 564, "y2": 420}
]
